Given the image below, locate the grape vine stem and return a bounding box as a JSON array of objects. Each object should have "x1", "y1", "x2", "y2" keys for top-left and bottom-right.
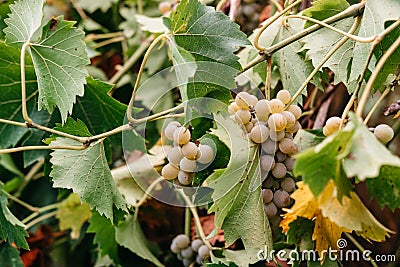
[
  {"x1": 363, "y1": 86, "x2": 391, "y2": 125},
  {"x1": 133, "y1": 177, "x2": 165, "y2": 208},
  {"x1": 286, "y1": 16, "x2": 363, "y2": 107},
  {"x1": 344, "y1": 232, "x2": 378, "y2": 267},
  {"x1": 24, "y1": 210, "x2": 58, "y2": 230},
  {"x1": 0, "y1": 145, "x2": 87, "y2": 155},
  {"x1": 242, "y1": 2, "x2": 366, "y2": 72},
  {"x1": 178, "y1": 190, "x2": 214, "y2": 250},
  {"x1": 2, "y1": 190, "x2": 39, "y2": 212},
  {"x1": 356, "y1": 35, "x2": 400, "y2": 118}
]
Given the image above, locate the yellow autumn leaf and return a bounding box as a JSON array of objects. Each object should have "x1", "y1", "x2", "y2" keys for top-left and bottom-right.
[
  {"x1": 280, "y1": 181, "x2": 318, "y2": 232},
  {"x1": 312, "y1": 209, "x2": 350, "y2": 255},
  {"x1": 318, "y1": 181, "x2": 394, "y2": 241},
  {"x1": 281, "y1": 180, "x2": 394, "y2": 254},
  {"x1": 57, "y1": 193, "x2": 92, "y2": 239}
]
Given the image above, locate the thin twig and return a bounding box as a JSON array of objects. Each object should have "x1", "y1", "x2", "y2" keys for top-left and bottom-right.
[
  {"x1": 149, "y1": 113, "x2": 185, "y2": 121},
  {"x1": 20, "y1": 42, "x2": 32, "y2": 124},
  {"x1": 242, "y1": 2, "x2": 366, "y2": 72},
  {"x1": 253, "y1": 0, "x2": 303, "y2": 51},
  {"x1": 70, "y1": 0, "x2": 88, "y2": 20},
  {"x1": 133, "y1": 103, "x2": 185, "y2": 124},
  {"x1": 265, "y1": 56, "x2": 272, "y2": 100},
  {"x1": 270, "y1": 0, "x2": 283, "y2": 12},
  {"x1": 363, "y1": 86, "x2": 391, "y2": 125},
  {"x1": 0, "y1": 145, "x2": 87, "y2": 155},
  {"x1": 127, "y1": 34, "x2": 166, "y2": 123},
  {"x1": 109, "y1": 38, "x2": 152, "y2": 86},
  {"x1": 287, "y1": 15, "x2": 376, "y2": 43},
  {"x1": 28, "y1": 122, "x2": 87, "y2": 143},
  {"x1": 178, "y1": 191, "x2": 213, "y2": 250},
  {"x1": 0, "y1": 119, "x2": 27, "y2": 127},
  {"x1": 133, "y1": 177, "x2": 164, "y2": 208},
  {"x1": 22, "y1": 202, "x2": 61, "y2": 224},
  {"x1": 24, "y1": 210, "x2": 58, "y2": 230},
  {"x1": 287, "y1": 16, "x2": 363, "y2": 106},
  {"x1": 93, "y1": 36, "x2": 125, "y2": 49},
  {"x1": 85, "y1": 32, "x2": 124, "y2": 41},
  {"x1": 137, "y1": 0, "x2": 143, "y2": 14},
  {"x1": 344, "y1": 233, "x2": 378, "y2": 267},
  {"x1": 184, "y1": 207, "x2": 191, "y2": 237},
  {"x1": 2, "y1": 190, "x2": 39, "y2": 212},
  {"x1": 357, "y1": 36, "x2": 400, "y2": 117}
]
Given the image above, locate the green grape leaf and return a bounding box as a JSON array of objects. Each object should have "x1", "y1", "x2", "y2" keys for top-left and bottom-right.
[
  {"x1": 293, "y1": 129, "x2": 325, "y2": 151},
  {"x1": 73, "y1": 77, "x2": 145, "y2": 153},
  {"x1": 87, "y1": 211, "x2": 119, "y2": 265},
  {"x1": 286, "y1": 217, "x2": 315, "y2": 251},
  {"x1": 349, "y1": 0, "x2": 400, "y2": 87},
  {"x1": 366, "y1": 165, "x2": 400, "y2": 211},
  {"x1": 166, "y1": 0, "x2": 249, "y2": 69},
  {"x1": 302, "y1": 0, "x2": 349, "y2": 28},
  {"x1": 372, "y1": 21, "x2": 400, "y2": 92},
  {"x1": 3, "y1": 0, "x2": 44, "y2": 46},
  {"x1": 49, "y1": 120, "x2": 127, "y2": 221},
  {"x1": 5, "y1": 0, "x2": 90, "y2": 122},
  {"x1": 293, "y1": 126, "x2": 354, "y2": 197},
  {"x1": 116, "y1": 215, "x2": 164, "y2": 267},
  {"x1": 206, "y1": 113, "x2": 254, "y2": 200},
  {"x1": 0, "y1": 242, "x2": 24, "y2": 267},
  {"x1": 342, "y1": 117, "x2": 400, "y2": 180},
  {"x1": 251, "y1": 17, "x2": 320, "y2": 103},
  {"x1": 164, "y1": 0, "x2": 249, "y2": 103},
  {"x1": 56, "y1": 193, "x2": 92, "y2": 239},
  {"x1": 208, "y1": 114, "x2": 272, "y2": 263},
  {"x1": 302, "y1": 18, "x2": 356, "y2": 89},
  {"x1": 0, "y1": 185, "x2": 29, "y2": 249},
  {"x1": 28, "y1": 17, "x2": 90, "y2": 122}
]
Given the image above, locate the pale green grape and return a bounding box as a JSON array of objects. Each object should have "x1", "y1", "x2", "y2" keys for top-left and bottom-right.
[
  {"x1": 287, "y1": 105, "x2": 302, "y2": 120},
  {"x1": 167, "y1": 146, "x2": 184, "y2": 166},
  {"x1": 269, "y1": 99, "x2": 285, "y2": 113},
  {"x1": 250, "y1": 124, "x2": 269, "y2": 143},
  {"x1": 173, "y1": 127, "x2": 191, "y2": 145},
  {"x1": 374, "y1": 124, "x2": 394, "y2": 144},
  {"x1": 162, "y1": 163, "x2": 179, "y2": 180},
  {"x1": 261, "y1": 138, "x2": 278, "y2": 155},
  {"x1": 178, "y1": 170, "x2": 194, "y2": 185},
  {"x1": 269, "y1": 130, "x2": 285, "y2": 142},
  {"x1": 282, "y1": 111, "x2": 296, "y2": 129},
  {"x1": 235, "y1": 109, "x2": 252, "y2": 124},
  {"x1": 181, "y1": 142, "x2": 199, "y2": 160},
  {"x1": 197, "y1": 144, "x2": 214, "y2": 164},
  {"x1": 268, "y1": 113, "x2": 287, "y2": 131},
  {"x1": 277, "y1": 89, "x2": 291, "y2": 104},
  {"x1": 180, "y1": 157, "x2": 197, "y2": 172},
  {"x1": 255, "y1": 99, "x2": 271, "y2": 121}
]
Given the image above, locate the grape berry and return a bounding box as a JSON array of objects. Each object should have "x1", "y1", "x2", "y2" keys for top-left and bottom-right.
[{"x1": 170, "y1": 235, "x2": 210, "y2": 266}]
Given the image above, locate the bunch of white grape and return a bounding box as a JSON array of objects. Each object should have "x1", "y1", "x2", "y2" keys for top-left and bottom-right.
[
  {"x1": 170, "y1": 234, "x2": 211, "y2": 266},
  {"x1": 322, "y1": 117, "x2": 395, "y2": 144},
  {"x1": 162, "y1": 121, "x2": 215, "y2": 187},
  {"x1": 228, "y1": 90, "x2": 302, "y2": 234}
]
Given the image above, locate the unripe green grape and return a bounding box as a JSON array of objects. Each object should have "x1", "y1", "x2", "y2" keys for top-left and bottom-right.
[
  {"x1": 281, "y1": 178, "x2": 296, "y2": 193},
  {"x1": 272, "y1": 162, "x2": 286, "y2": 179},
  {"x1": 262, "y1": 188, "x2": 274, "y2": 203},
  {"x1": 284, "y1": 157, "x2": 295, "y2": 171},
  {"x1": 167, "y1": 146, "x2": 184, "y2": 166},
  {"x1": 255, "y1": 99, "x2": 271, "y2": 121},
  {"x1": 249, "y1": 95, "x2": 259, "y2": 107},
  {"x1": 277, "y1": 89, "x2": 291, "y2": 104},
  {"x1": 250, "y1": 124, "x2": 269, "y2": 143},
  {"x1": 170, "y1": 241, "x2": 180, "y2": 254},
  {"x1": 181, "y1": 246, "x2": 194, "y2": 259},
  {"x1": 282, "y1": 111, "x2": 296, "y2": 129},
  {"x1": 173, "y1": 234, "x2": 190, "y2": 249},
  {"x1": 164, "y1": 121, "x2": 181, "y2": 140},
  {"x1": 323, "y1": 126, "x2": 334, "y2": 137},
  {"x1": 235, "y1": 109, "x2": 252, "y2": 124},
  {"x1": 287, "y1": 105, "x2": 302, "y2": 120},
  {"x1": 325, "y1": 116, "x2": 341, "y2": 133},
  {"x1": 191, "y1": 239, "x2": 203, "y2": 252},
  {"x1": 268, "y1": 113, "x2": 287, "y2": 131},
  {"x1": 374, "y1": 124, "x2": 394, "y2": 144},
  {"x1": 235, "y1": 92, "x2": 253, "y2": 109},
  {"x1": 279, "y1": 138, "x2": 297, "y2": 155},
  {"x1": 197, "y1": 144, "x2": 214, "y2": 164},
  {"x1": 269, "y1": 130, "x2": 285, "y2": 142},
  {"x1": 181, "y1": 142, "x2": 199, "y2": 160},
  {"x1": 228, "y1": 102, "x2": 240, "y2": 115},
  {"x1": 198, "y1": 245, "x2": 210, "y2": 259},
  {"x1": 178, "y1": 170, "x2": 194, "y2": 185},
  {"x1": 285, "y1": 132, "x2": 294, "y2": 140},
  {"x1": 275, "y1": 150, "x2": 287, "y2": 163},
  {"x1": 244, "y1": 122, "x2": 253, "y2": 133},
  {"x1": 158, "y1": 1, "x2": 172, "y2": 14},
  {"x1": 264, "y1": 202, "x2": 278, "y2": 217},
  {"x1": 260, "y1": 155, "x2": 275, "y2": 172},
  {"x1": 162, "y1": 163, "x2": 179, "y2": 180},
  {"x1": 269, "y1": 99, "x2": 285, "y2": 113},
  {"x1": 273, "y1": 189, "x2": 291, "y2": 208},
  {"x1": 262, "y1": 138, "x2": 278, "y2": 155},
  {"x1": 173, "y1": 127, "x2": 191, "y2": 145},
  {"x1": 286, "y1": 121, "x2": 301, "y2": 134},
  {"x1": 180, "y1": 157, "x2": 197, "y2": 172}
]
